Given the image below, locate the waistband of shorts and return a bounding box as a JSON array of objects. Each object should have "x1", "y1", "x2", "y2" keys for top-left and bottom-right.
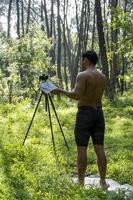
[{"x1": 78, "y1": 106, "x2": 102, "y2": 110}]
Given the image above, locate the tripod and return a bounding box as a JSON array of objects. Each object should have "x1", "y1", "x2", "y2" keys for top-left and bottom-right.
[{"x1": 22, "y1": 91, "x2": 69, "y2": 153}]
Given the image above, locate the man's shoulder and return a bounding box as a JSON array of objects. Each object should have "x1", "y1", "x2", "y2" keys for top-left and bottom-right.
[
  {"x1": 77, "y1": 72, "x2": 87, "y2": 79},
  {"x1": 96, "y1": 70, "x2": 106, "y2": 79},
  {"x1": 77, "y1": 70, "x2": 106, "y2": 80},
  {"x1": 78, "y1": 71, "x2": 91, "y2": 78},
  {"x1": 97, "y1": 71, "x2": 106, "y2": 85}
]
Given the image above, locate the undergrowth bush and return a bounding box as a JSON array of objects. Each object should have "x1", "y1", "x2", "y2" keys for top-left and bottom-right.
[{"x1": 0, "y1": 91, "x2": 133, "y2": 199}]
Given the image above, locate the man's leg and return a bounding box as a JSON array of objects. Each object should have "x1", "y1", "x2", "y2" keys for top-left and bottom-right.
[
  {"x1": 94, "y1": 145, "x2": 109, "y2": 189},
  {"x1": 77, "y1": 146, "x2": 87, "y2": 186}
]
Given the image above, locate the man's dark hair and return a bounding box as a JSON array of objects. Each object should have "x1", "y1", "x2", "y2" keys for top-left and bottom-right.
[{"x1": 82, "y1": 50, "x2": 98, "y2": 65}]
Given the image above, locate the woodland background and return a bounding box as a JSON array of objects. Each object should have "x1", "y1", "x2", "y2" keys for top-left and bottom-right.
[
  {"x1": 0, "y1": 0, "x2": 133, "y2": 102},
  {"x1": 0, "y1": 0, "x2": 133, "y2": 199}
]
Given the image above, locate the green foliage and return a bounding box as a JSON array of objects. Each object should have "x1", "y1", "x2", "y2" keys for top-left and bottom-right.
[
  {"x1": 0, "y1": 25, "x2": 53, "y2": 103},
  {"x1": 106, "y1": 6, "x2": 133, "y2": 93},
  {"x1": 0, "y1": 90, "x2": 133, "y2": 199},
  {"x1": 110, "y1": 7, "x2": 133, "y2": 63},
  {"x1": 106, "y1": 7, "x2": 133, "y2": 59}
]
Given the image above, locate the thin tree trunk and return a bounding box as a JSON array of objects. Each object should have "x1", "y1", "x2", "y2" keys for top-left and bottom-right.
[
  {"x1": 103, "y1": 0, "x2": 110, "y2": 49},
  {"x1": 43, "y1": 0, "x2": 50, "y2": 37},
  {"x1": 71, "y1": 1, "x2": 85, "y2": 89},
  {"x1": 121, "y1": 55, "x2": 126, "y2": 95},
  {"x1": 40, "y1": 0, "x2": 45, "y2": 31},
  {"x1": 21, "y1": 0, "x2": 24, "y2": 36},
  {"x1": 7, "y1": 80, "x2": 13, "y2": 103},
  {"x1": 26, "y1": 0, "x2": 31, "y2": 33},
  {"x1": 120, "y1": 0, "x2": 128, "y2": 94},
  {"x1": 65, "y1": 18, "x2": 72, "y2": 78},
  {"x1": 50, "y1": 0, "x2": 56, "y2": 65},
  {"x1": 111, "y1": 0, "x2": 118, "y2": 94},
  {"x1": 7, "y1": 0, "x2": 13, "y2": 37},
  {"x1": 63, "y1": 0, "x2": 68, "y2": 89},
  {"x1": 95, "y1": 0, "x2": 113, "y2": 99},
  {"x1": 91, "y1": 7, "x2": 95, "y2": 50},
  {"x1": 75, "y1": 0, "x2": 79, "y2": 33},
  {"x1": 50, "y1": 0, "x2": 54, "y2": 37},
  {"x1": 84, "y1": 0, "x2": 90, "y2": 51},
  {"x1": 57, "y1": 0, "x2": 62, "y2": 86},
  {"x1": 16, "y1": 0, "x2": 20, "y2": 38}
]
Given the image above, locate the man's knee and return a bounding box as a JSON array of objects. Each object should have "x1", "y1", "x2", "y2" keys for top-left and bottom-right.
[
  {"x1": 77, "y1": 146, "x2": 87, "y2": 153},
  {"x1": 94, "y1": 145, "x2": 106, "y2": 158},
  {"x1": 77, "y1": 146, "x2": 87, "y2": 167}
]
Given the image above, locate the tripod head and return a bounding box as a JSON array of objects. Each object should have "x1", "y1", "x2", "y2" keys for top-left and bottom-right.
[{"x1": 39, "y1": 74, "x2": 48, "y2": 82}]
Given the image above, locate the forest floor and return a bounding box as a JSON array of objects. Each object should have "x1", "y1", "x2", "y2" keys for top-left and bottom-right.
[{"x1": 0, "y1": 90, "x2": 133, "y2": 200}]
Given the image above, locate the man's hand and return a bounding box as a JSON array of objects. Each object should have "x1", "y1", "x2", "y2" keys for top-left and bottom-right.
[{"x1": 51, "y1": 88, "x2": 61, "y2": 95}]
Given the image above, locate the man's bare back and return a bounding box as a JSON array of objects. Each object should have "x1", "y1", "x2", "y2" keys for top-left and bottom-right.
[
  {"x1": 51, "y1": 68, "x2": 106, "y2": 106},
  {"x1": 77, "y1": 68, "x2": 106, "y2": 107}
]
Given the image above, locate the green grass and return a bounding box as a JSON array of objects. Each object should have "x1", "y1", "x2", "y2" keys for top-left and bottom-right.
[{"x1": 0, "y1": 91, "x2": 133, "y2": 199}]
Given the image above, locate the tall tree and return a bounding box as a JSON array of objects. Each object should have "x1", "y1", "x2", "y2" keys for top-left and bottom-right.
[
  {"x1": 16, "y1": 0, "x2": 20, "y2": 38},
  {"x1": 95, "y1": 0, "x2": 113, "y2": 99},
  {"x1": 40, "y1": 0, "x2": 45, "y2": 32},
  {"x1": 83, "y1": 0, "x2": 90, "y2": 51},
  {"x1": 91, "y1": 8, "x2": 96, "y2": 50},
  {"x1": 50, "y1": 0, "x2": 56, "y2": 64},
  {"x1": 7, "y1": 0, "x2": 13, "y2": 37},
  {"x1": 56, "y1": 0, "x2": 62, "y2": 86},
  {"x1": 62, "y1": 0, "x2": 68, "y2": 89},
  {"x1": 120, "y1": 0, "x2": 128, "y2": 94},
  {"x1": 71, "y1": 0, "x2": 85, "y2": 88},
  {"x1": 26, "y1": 0, "x2": 31, "y2": 33},
  {"x1": 111, "y1": 0, "x2": 118, "y2": 93},
  {"x1": 21, "y1": 0, "x2": 24, "y2": 36},
  {"x1": 43, "y1": 0, "x2": 50, "y2": 37}
]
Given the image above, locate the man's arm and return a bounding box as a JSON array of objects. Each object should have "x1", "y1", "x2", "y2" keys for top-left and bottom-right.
[{"x1": 52, "y1": 73, "x2": 86, "y2": 100}]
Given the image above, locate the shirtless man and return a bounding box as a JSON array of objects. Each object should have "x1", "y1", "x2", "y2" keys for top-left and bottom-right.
[{"x1": 52, "y1": 50, "x2": 109, "y2": 189}]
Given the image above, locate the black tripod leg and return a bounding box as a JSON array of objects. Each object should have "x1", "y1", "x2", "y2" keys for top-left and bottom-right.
[
  {"x1": 45, "y1": 95, "x2": 48, "y2": 112},
  {"x1": 46, "y1": 95, "x2": 56, "y2": 154},
  {"x1": 22, "y1": 92, "x2": 43, "y2": 145},
  {"x1": 48, "y1": 94, "x2": 69, "y2": 151}
]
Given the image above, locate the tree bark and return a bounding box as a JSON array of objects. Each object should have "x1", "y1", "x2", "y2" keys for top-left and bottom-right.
[
  {"x1": 83, "y1": 0, "x2": 90, "y2": 51},
  {"x1": 120, "y1": 0, "x2": 128, "y2": 94},
  {"x1": 7, "y1": 0, "x2": 13, "y2": 37},
  {"x1": 110, "y1": 0, "x2": 118, "y2": 94},
  {"x1": 71, "y1": 0, "x2": 85, "y2": 89},
  {"x1": 21, "y1": 0, "x2": 24, "y2": 36},
  {"x1": 40, "y1": 0, "x2": 45, "y2": 31},
  {"x1": 43, "y1": 0, "x2": 50, "y2": 37},
  {"x1": 56, "y1": 0, "x2": 63, "y2": 86},
  {"x1": 65, "y1": 19, "x2": 73, "y2": 78},
  {"x1": 26, "y1": 0, "x2": 31, "y2": 33},
  {"x1": 50, "y1": 0, "x2": 54, "y2": 37},
  {"x1": 95, "y1": 0, "x2": 112, "y2": 99},
  {"x1": 91, "y1": 7, "x2": 95, "y2": 50},
  {"x1": 16, "y1": 0, "x2": 20, "y2": 38},
  {"x1": 62, "y1": 0, "x2": 68, "y2": 89},
  {"x1": 7, "y1": 80, "x2": 13, "y2": 103},
  {"x1": 50, "y1": 0, "x2": 56, "y2": 65}
]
